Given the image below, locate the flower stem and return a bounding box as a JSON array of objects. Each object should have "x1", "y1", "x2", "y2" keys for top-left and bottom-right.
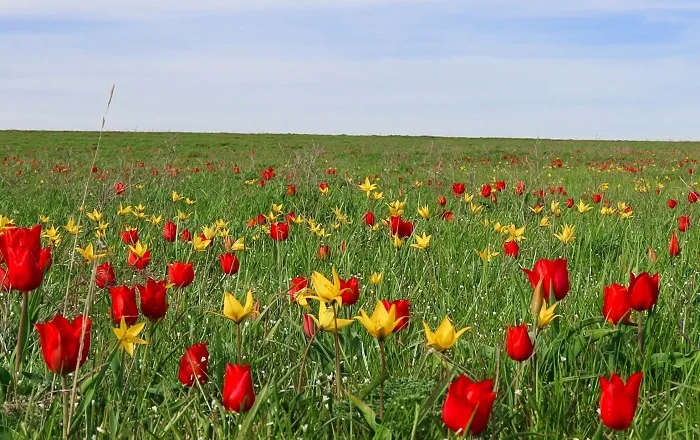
[
  {"x1": 61, "y1": 375, "x2": 69, "y2": 439},
  {"x1": 236, "y1": 324, "x2": 242, "y2": 363},
  {"x1": 13, "y1": 291, "x2": 29, "y2": 389},
  {"x1": 332, "y1": 303, "x2": 342, "y2": 395},
  {"x1": 297, "y1": 332, "x2": 316, "y2": 392},
  {"x1": 139, "y1": 323, "x2": 156, "y2": 387},
  {"x1": 379, "y1": 339, "x2": 386, "y2": 419},
  {"x1": 637, "y1": 311, "x2": 644, "y2": 355}
]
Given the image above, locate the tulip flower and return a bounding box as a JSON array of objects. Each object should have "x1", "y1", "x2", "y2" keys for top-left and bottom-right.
[
  {"x1": 222, "y1": 363, "x2": 256, "y2": 413},
  {"x1": 127, "y1": 242, "x2": 151, "y2": 270},
  {"x1": 223, "y1": 290, "x2": 256, "y2": 324},
  {"x1": 286, "y1": 184, "x2": 297, "y2": 196},
  {"x1": 668, "y1": 231, "x2": 680, "y2": 257},
  {"x1": 269, "y1": 222, "x2": 289, "y2": 241},
  {"x1": 410, "y1": 232, "x2": 431, "y2": 250},
  {"x1": 689, "y1": 190, "x2": 699, "y2": 203},
  {"x1": 339, "y1": 277, "x2": 360, "y2": 305},
  {"x1": 678, "y1": 216, "x2": 690, "y2": 232},
  {"x1": 178, "y1": 342, "x2": 209, "y2": 387},
  {"x1": 168, "y1": 261, "x2": 194, "y2": 288},
  {"x1": 289, "y1": 277, "x2": 309, "y2": 305},
  {"x1": 370, "y1": 272, "x2": 383, "y2": 286},
  {"x1": 0, "y1": 224, "x2": 49, "y2": 291},
  {"x1": 553, "y1": 224, "x2": 576, "y2": 245},
  {"x1": 495, "y1": 180, "x2": 506, "y2": 192},
  {"x1": 137, "y1": 278, "x2": 169, "y2": 322},
  {"x1": 113, "y1": 317, "x2": 148, "y2": 357},
  {"x1": 309, "y1": 301, "x2": 354, "y2": 333},
  {"x1": 602, "y1": 283, "x2": 632, "y2": 325},
  {"x1": 363, "y1": 211, "x2": 376, "y2": 226},
  {"x1": 95, "y1": 262, "x2": 116, "y2": 288},
  {"x1": 442, "y1": 375, "x2": 496, "y2": 436},
  {"x1": 110, "y1": 285, "x2": 139, "y2": 326},
  {"x1": 628, "y1": 272, "x2": 659, "y2": 311},
  {"x1": 424, "y1": 317, "x2": 470, "y2": 352},
  {"x1": 481, "y1": 184, "x2": 492, "y2": 198},
  {"x1": 537, "y1": 302, "x2": 560, "y2": 329},
  {"x1": 667, "y1": 199, "x2": 677, "y2": 209},
  {"x1": 515, "y1": 181, "x2": 525, "y2": 195},
  {"x1": 35, "y1": 314, "x2": 91, "y2": 375},
  {"x1": 522, "y1": 258, "x2": 570, "y2": 301},
  {"x1": 436, "y1": 195, "x2": 447, "y2": 206},
  {"x1": 389, "y1": 216, "x2": 414, "y2": 238},
  {"x1": 452, "y1": 183, "x2": 466, "y2": 197},
  {"x1": 121, "y1": 227, "x2": 138, "y2": 245},
  {"x1": 309, "y1": 267, "x2": 346, "y2": 304},
  {"x1": 505, "y1": 324, "x2": 534, "y2": 361},
  {"x1": 163, "y1": 221, "x2": 177, "y2": 242},
  {"x1": 503, "y1": 240, "x2": 519, "y2": 258},
  {"x1": 219, "y1": 253, "x2": 240, "y2": 275},
  {"x1": 317, "y1": 244, "x2": 331, "y2": 260},
  {"x1": 115, "y1": 182, "x2": 126, "y2": 195},
  {"x1": 381, "y1": 299, "x2": 409, "y2": 331},
  {"x1": 302, "y1": 313, "x2": 317, "y2": 339},
  {"x1": 355, "y1": 300, "x2": 404, "y2": 341},
  {"x1": 593, "y1": 193, "x2": 602, "y2": 203},
  {"x1": 359, "y1": 177, "x2": 378, "y2": 196},
  {"x1": 599, "y1": 372, "x2": 643, "y2": 431}
]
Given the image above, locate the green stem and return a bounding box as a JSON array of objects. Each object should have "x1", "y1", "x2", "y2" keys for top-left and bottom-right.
[
  {"x1": 332, "y1": 303, "x2": 342, "y2": 395},
  {"x1": 139, "y1": 323, "x2": 156, "y2": 386},
  {"x1": 379, "y1": 340, "x2": 386, "y2": 419},
  {"x1": 297, "y1": 331, "x2": 317, "y2": 392},
  {"x1": 13, "y1": 291, "x2": 29, "y2": 389},
  {"x1": 236, "y1": 324, "x2": 242, "y2": 363},
  {"x1": 61, "y1": 375, "x2": 69, "y2": 440}
]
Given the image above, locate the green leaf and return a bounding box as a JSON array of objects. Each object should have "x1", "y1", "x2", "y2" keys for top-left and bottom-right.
[
  {"x1": 347, "y1": 392, "x2": 392, "y2": 440},
  {"x1": 649, "y1": 350, "x2": 700, "y2": 369}
]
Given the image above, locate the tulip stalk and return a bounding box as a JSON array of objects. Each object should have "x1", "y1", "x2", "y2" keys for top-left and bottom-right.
[
  {"x1": 332, "y1": 303, "x2": 342, "y2": 395},
  {"x1": 61, "y1": 375, "x2": 69, "y2": 440},
  {"x1": 297, "y1": 330, "x2": 317, "y2": 392},
  {"x1": 236, "y1": 324, "x2": 242, "y2": 363},
  {"x1": 13, "y1": 290, "x2": 29, "y2": 388},
  {"x1": 379, "y1": 339, "x2": 386, "y2": 419}
]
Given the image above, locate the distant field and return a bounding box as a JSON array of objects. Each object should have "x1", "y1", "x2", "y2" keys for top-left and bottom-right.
[{"x1": 0, "y1": 130, "x2": 698, "y2": 439}]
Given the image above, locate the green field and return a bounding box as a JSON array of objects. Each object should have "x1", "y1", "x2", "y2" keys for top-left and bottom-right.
[{"x1": 0, "y1": 130, "x2": 699, "y2": 439}]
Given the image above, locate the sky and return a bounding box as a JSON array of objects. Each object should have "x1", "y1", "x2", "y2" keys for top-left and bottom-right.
[{"x1": 2, "y1": 0, "x2": 700, "y2": 140}]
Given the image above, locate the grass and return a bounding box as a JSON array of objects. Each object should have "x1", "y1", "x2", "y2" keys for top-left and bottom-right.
[{"x1": 0, "y1": 130, "x2": 699, "y2": 439}]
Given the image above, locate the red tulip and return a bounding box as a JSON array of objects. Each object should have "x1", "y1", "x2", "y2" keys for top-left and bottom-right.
[
  {"x1": 390, "y1": 216, "x2": 413, "y2": 238},
  {"x1": 515, "y1": 181, "x2": 525, "y2": 196},
  {"x1": 319, "y1": 183, "x2": 329, "y2": 192},
  {"x1": 667, "y1": 199, "x2": 678, "y2": 209},
  {"x1": 442, "y1": 375, "x2": 496, "y2": 436},
  {"x1": 452, "y1": 183, "x2": 466, "y2": 197},
  {"x1": 495, "y1": 180, "x2": 506, "y2": 192},
  {"x1": 127, "y1": 249, "x2": 150, "y2": 270},
  {"x1": 629, "y1": 272, "x2": 659, "y2": 311},
  {"x1": 669, "y1": 231, "x2": 680, "y2": 257},
  {"x1": 302, "y1": 313, "x2": 317, "y2": 338},
  {"x1": 269, "y1": 222, "x2": 289, "y2": 241},
  {"x1": 35, "y1": 314, "x2": 91, "y2": 375},
  {"x1": 441, "y1": 211, "x2": 454, "y2": 222},
  {"x1": 503, "y1": 240, "x2": 519, "y2": 258},
  {"x1": 219, "y1": 253, "x2": 240, "y2": 275},
  {"x1": 110, "y1": 285, "x2": 138, "y2": 325},
  {"x1": 599, "y1": 372, "x2": 643, "y2": 431},
  {"x1": 506, "y1": 324, "x2": 534, "y2": 361},
  {"x1": 480, "y1": 184, "x2": 492, "y2": 198},
  {"x1": 317, "y1": 244, "x2": 331, "y2": 260},
  {"x1": 0, "y1": 225, "x2": 47, "y2": 291},
  {"x1": 180, "y1": 229, "x2": 192, "y2": 242},
  {"x1": 381, "y1": 299, "x2": 410, "y2": 331},
  {"x1": 163, "y1": 222, "x2": 177, "y2": 242},
  {"x1": 115, "y1": 182, "x2": 126, "y2": 195},
  {"x1": 222, "y1": 363, "x2": 256, "y2": 413},
  {"x1": 286, "y1": 184, "x2": 297, "y2": 196},
  {"x1": 256, "y1": 214, "x2": 266, "y2": 225},
  {"x1": 364, "y1": 211, "x2": 376, "y2": 226},
  {"x1": 95, "y1": 262, "x2": 116, "y2": 288},
  {"x1": 436, "y1": 196, "x2": 447, "y2": 206},
  {"x1": 566, "y1": 198, "x2": 575, "y2": 208},
  {"x1": 593, "y1": 193, "x2": 602, "y2": 203},
  {"x1": 168, "y1": 262, "x2": 194, "y2": 288},
  {"x1": 137, "y1": 278, "x2": 168, "y2": 322},
  {"x1": 522, "y1": 258, "x2": 570, "y2": 301},
  {"x1": 689, "y1": 190, "x2": 699, "y2": 203},
  {"x1": 602, "y1": 283, "x2": 631, "y2": 325},
  {"x1": 339, "y1": 277, "x2": 360, "y2": 305},
  {"x1": 678, "y1": 216, "x2": 690, "y2": 232},
  {"x1": 178, "y1": 342, "x2": 209, "y2": 387},
  {"x1": 121, "y1": 228, "x2": 138, "y2": 245},
  {"x1": 289, "y1": 277, "x2": 308, "y2": 303}
]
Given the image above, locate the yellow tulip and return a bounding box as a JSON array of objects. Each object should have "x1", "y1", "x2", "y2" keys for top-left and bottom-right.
[
  {"x1": 355, "y1": 301, "x2": 403, "y2": 341},
  {"x1": 423, "y1": 317, "x2": 470, "y2": 352},
  {"x1": 410, "y1": 232, "x2": 431, "y2": 250},
  {"x1": 417, "y1": 206, "x2": 430, "y2": 220},
  {"x1": 310, "y1": 301, "x2": 354, "y2": 333},
  {"x1": 113, "y1": 317, "x2": 148, "y2": 357},
  {"x1": 370, "y1": 272, "x2": 383, "y2": 286},
  {"x1": 223, "y1": 290, "x2": 256, "y2": 324},
  {"x1": 309, "y1": 267, "x2": 345, "y2": 304},
  {"x1": 538, "y1": 302, "x2": 561, "y2": 329}
]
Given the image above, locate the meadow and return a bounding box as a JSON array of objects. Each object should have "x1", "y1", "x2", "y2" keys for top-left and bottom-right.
[{"x1": 0, "y1": 130, "x2": 699, "y2": 439}]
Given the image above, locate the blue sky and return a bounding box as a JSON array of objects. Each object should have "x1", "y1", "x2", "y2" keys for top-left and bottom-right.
[{"x1": 2, "y1": 0, "x2": 700, "y2": 139}]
